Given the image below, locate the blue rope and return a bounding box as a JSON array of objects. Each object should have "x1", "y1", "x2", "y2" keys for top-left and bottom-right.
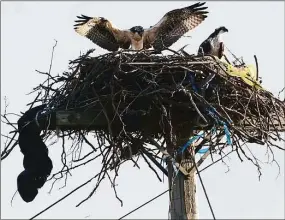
[
  {"x1": 207, "y1": 106, "x2": 233, "y2": 124},
  {"x1": 177, "y1": 125, "x2": 222, "y2": 155},
  {"x1": 187, "y1": 71, "x2": 199, "y2": 93},
  {"x1": 222, "y1": 122, "x2": 232, "y2": 145},
  {"x1": 177, "y1": 132, "x2": 205, "y2": 154},
  {"x1": 177, "y1": 72, "x2": 232, "y2": 156},
  {"x1": 206, "y1": 108, "x2": 232, "y2": 145},
  {"x1": 196, "y1": 126, "x2": 217, "y2": 154},
  {"x1": 197, "y1": 148, "x2": 209, "y2": 154}
]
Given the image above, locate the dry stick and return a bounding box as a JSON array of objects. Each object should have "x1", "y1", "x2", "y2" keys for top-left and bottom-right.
[
  {"x1": 192, "y1": 91, "x2": 232, "y2": 124},
  {"x1": 108, "y1": 79, "x2": 130, "y2": 170},
  {"x1": 223, "y1": 54, "x2": 231, "y2": 65},
  {"x1": 267, "y1": 140, "x2": 285, "y2": 151},
  {"x1": 26, "y1": 92, "x2": 42, "y2": 109},
  {"x1": 140, "y1": 151, "x2": 163, "y2": 182},
  {"x1": 76, "y1": 166, "x2": 108, "y2": 207},
  {"x1": 270, "y1": 96, "x2": 285, "y2": 129},
  {"x1": 92, "y1": 87, "x2": 113, "y2": 140},
  {"x1": 1, "y1": 114, "x2": 17, "y2": 131},
  {"x1": 1, "y1": 140, "x2": 18, "y2": 160},
  {"x1": 35, "y1": 70, "x2": 58, "y2": 82},
  {"x1": 48, "y1": 40, "x2": 57, "y2": 76},
  {"x1": 124, "y1": 61, "x2": 214, "y2": 65},
  {"x1": 105, "y1": 166, "x2": 123, "y2": 207},
  {"x1": 0, "y1": 104, "x2": 20, "y2": 160},
  {"x1": 199, "y1": 150, "x2": 236, "y2": 173},
  {"x1": 75, "y1": 146, "x2": 113, "y2": 207},
  {"x1": 1, "y1": 133, "x2": 16, "y2": 141},
  {"x1": 224, "y1": 107, "x2": 268, "y2": 138},
  {"x1": 80, "y1": 132, "x2": 97, "y2": 152},
  {"x1": 254, "y1": 93, "x2": 266, "y2": 135},
  {"x1": 43, "y1": 40, "x2": 58, "y2": 103},
  {"x1": 72, "y1": 150, "x2": 94, "y2": 163},
  {"x1": 180, "y1": 87, "x2": 208, "y2": 124},
  {"x1": 60, "y1": 135, "x2": 71, "y2": 178},
  {"x1": 277, "y1": 87, "x2": 285, "y2": 100},
  {"x1": 264, "y1": 144, "x2": 282, "y2": 178},
  {"x1": 241, "y1": 90, "x2": 256, "y2": 122},
  {"x1": 253, "y1": 55, "x2": 259, "y2": 81},
  {"x1": 257, "y1": 97, "x2": 282, "y2": 140},
  {"x1": 1, "y1": 132, "x2": 17, "y2": 158},
  {"x1": 5, "y1": 48, "x2": 284, "y2": 219},
  {"x1": 190, "y1": 132, "x2": 226, "y2": 174},
  {"x1": 141, "y1": 147, "x2": 168, "y2": 176},
  {"x1": 47, "y1": 153, "x2": 101, "y2": 182},
  {"x1": 238, "y1": 142, "x2": 262, "y2": 179},
  {"x1": 146, "y1": 137, "x2": 189, "y2": 176}
]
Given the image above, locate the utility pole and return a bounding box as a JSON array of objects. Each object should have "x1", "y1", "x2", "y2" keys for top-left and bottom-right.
[
  {"x1": 167, "y1": 147, "x2": 198, "y2": 219},
  {"x1": 166, "y1": 131, "x2": 225, "y2": 220}
]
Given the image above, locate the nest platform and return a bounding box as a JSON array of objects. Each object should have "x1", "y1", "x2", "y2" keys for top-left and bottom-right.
[
  {"x1": 2, "y1": 48, "x2": 285, "y2": 206},
  {"x1": 33, "y1": 49, "x2": 285, "y2": 151}
]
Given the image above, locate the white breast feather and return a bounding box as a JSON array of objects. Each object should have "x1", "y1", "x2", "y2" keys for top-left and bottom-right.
[
  {"x1": 210, "y1": 35, "x2": 222, "y2": 56},
  {"x1": 131, "y1": 39, "x2": 144, "y2": 50}
]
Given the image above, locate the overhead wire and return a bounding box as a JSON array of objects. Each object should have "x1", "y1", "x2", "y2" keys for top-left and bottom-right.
[
  {"x1": 29, "y1": 143, "x2": 216, "y2": 220},
  {"x1": 29, "y1": 171, "x2": 101, "y2": 219},
  {"x1": 190, "y1": 151, "x2": 216, "y2": 220},
  {"x1": 117, "y1": 189, "x2": 170, "y2": 220}
]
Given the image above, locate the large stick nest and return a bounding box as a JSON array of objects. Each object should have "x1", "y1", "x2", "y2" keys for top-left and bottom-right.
[
  {"x1": 41, "y1": 49, "x2": 284, "y2": 144},
  {"x1": 2, "y1": 48, "x2": 284, "y2": 206}
]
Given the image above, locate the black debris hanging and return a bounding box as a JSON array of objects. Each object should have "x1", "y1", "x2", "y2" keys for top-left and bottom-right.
[{"x1": 1, "y1": 48, "x2": 284, "y2": 205}]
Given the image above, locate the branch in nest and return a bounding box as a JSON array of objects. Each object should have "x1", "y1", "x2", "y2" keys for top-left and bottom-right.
[{"x1": 3, "y1": 46, "x2": 285, "y2": 207}]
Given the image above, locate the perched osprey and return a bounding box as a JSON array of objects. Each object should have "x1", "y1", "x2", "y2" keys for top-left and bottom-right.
[
  {"x1": 198, "y1": 26, "x2": 228, "y2": 59},
  {"x1": 74, "y1": 2, "x2": 208, "y2": 52}
]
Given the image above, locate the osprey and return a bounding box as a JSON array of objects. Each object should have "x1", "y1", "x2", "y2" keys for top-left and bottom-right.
[
  {"x1": 74, "y1": 2, "x2": 208, "y2": 52},
  {"x1": 198, "y1": 26, "x2": 228, "y2": 59}
]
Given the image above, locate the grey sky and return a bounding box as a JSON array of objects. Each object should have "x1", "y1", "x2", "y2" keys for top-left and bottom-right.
[{"x1": 1, "y1": 1, "x2": 284, "y2": 219}]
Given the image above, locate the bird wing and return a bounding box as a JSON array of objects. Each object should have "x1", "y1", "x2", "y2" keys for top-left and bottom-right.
[
  {"x1": 198, "y1": 39, "x2": 212, "y2": 55},
  {"x1": 144, "y1": 2, "x2": 208, "y2": 51},
  {"x1": 74, "y1": 15, "x2": 131, "y2": 51},
  {"x1": 218, "y1": 42, "x2": 224, "y2": 59}
]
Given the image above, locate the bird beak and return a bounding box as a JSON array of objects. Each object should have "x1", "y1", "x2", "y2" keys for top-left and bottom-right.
[{"x1": 137, "y1": 32, "x2": 143, "y2": 37}]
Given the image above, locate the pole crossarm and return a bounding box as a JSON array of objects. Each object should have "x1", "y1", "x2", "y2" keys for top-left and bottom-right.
[{"x1": 35, "y1": 110, "x2": 285, "y2": 132}]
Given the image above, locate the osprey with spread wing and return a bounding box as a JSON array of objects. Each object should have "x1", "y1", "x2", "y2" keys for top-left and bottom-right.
[{"x1": 74, "y1": 2, "x2": 208, "y2": 52}]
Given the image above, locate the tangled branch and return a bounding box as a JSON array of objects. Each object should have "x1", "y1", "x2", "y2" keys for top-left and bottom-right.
[{"x1": 1, "y1": 46, "x2": 284, "y2": 207}]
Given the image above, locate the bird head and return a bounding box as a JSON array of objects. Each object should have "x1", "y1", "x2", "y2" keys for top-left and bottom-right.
[
  {"x1": 129, "y1": 26, "x2": 144, "y2": 37},
  {"x1": 99, "y1": 17, "x2": 106, "y2": 21},
  {"x1": 215, "y1": 26, "x2": 229, "y2": 34},
  {"x1": 98, "y1": 17, "x2": 109, "y2": 23}
]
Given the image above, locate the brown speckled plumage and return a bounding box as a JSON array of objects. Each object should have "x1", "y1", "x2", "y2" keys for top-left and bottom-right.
[
  {"x1": 144, "y1": 2, "x2": 209, "y2": 51},
  {"x1": 74, "y1": 2, "x2": 208, "y2": 52}
]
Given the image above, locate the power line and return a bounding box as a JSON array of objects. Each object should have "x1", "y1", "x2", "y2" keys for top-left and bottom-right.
[
  {"x1": 29, "y1": 152, "x2": 214, "y2": 219},
  {"x1": 30, "y1": 170, "x2": 169, "y2": 220},
  {"x1": 118, "y1": 189, "x2": 170, "y2": 220},
  {"x1": 190, "y1": 153, "x2": 216, "y2": 220},
  {"x1": 29, "y1": 173, "x2": 100, "y2": 220}
]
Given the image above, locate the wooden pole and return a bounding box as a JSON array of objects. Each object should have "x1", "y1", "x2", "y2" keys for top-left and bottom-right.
[
  {"x1": 167, "y1": 131, "x2": 226, "y2": 219},
  {"x1": 168, "y1": 148, "x2": 198, "y2": 220},
  {"x1": 166, "y1": 128, "x2": 198, "y2": 220}
]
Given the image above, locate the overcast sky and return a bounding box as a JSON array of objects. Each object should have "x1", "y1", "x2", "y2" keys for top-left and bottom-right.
[{"x1": 1, "y1": 1, "x2": 284, "y2": 219}]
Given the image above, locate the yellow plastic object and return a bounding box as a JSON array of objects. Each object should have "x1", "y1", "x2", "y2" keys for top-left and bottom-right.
[{"x1": 222, "y1": 62, "x2": 263, "y2": 90}]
